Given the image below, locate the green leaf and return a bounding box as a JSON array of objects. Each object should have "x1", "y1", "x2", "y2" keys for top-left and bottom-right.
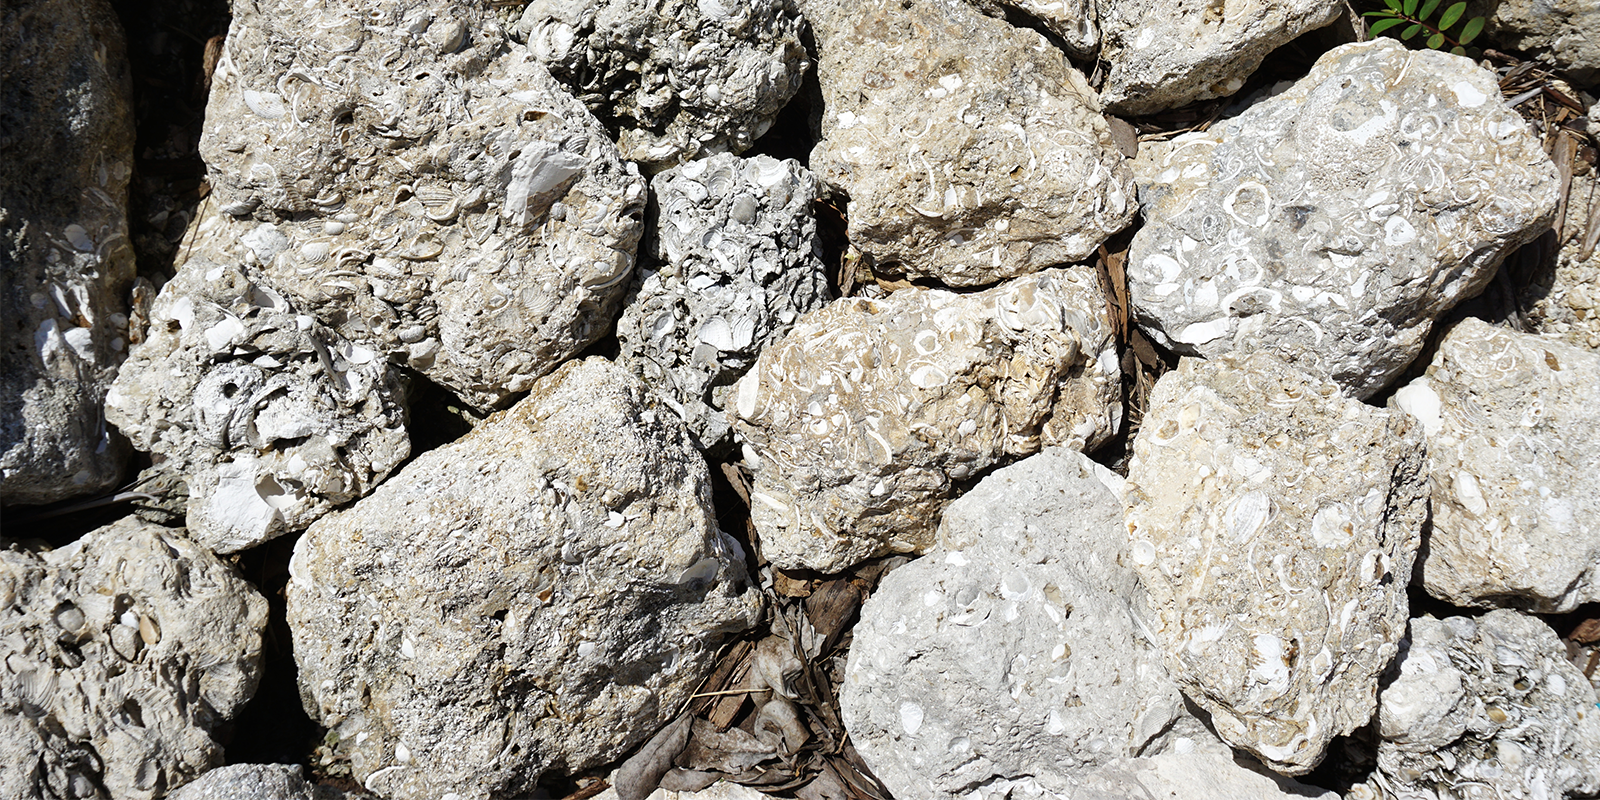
[
  {"x1": 1440, "y1": 2, "x2": 1466, "y2": 29},
  {"x1": 1459, "y1": 16, "x2": 1485, "y2": 45},
  {"x1": 1428, "y1": 32, "x2": 1446, "y2": 49},
  {"x1": 1384, "y1": 0, "x2": 1402, "y2": 8},
  {"x1": 1368, "y1": 17, "x2": 1408, "y2": 35},
  {"x1": 1451, "y1": 45, "x2": 1467, "y2": 56},
  {"x1": 1404, "y1": 0, "x2": 1419, "y2": 14},
  {"x1": 1403, "y1": 22, "x2": 1424, "y2": 39},
  {"x1": 1419, "y1": 0, "x2": 1442, "y2": 21}
]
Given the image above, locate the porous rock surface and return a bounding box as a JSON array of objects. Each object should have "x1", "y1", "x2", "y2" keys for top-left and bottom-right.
[
  {"x1": 1391, "y1": 318, "x2": 1600, "y2": 613},
  {"x1": 166, "y1": 764, "x2": 311, "y2": 800},
  {"x1": 968, "y1": 0, "x2": 1100, "y2": 59},
  {"x1": 516, "y1": 0, "x2": 808, "y2": 172},
  {"x1": 732, "y1": 266, "x2": 1120, "y2": 573},
  {"x1": 1484, "y1": 0, "x2": 1600, "y2": 85},
  {"x1": 1074, "y1": 751, "x2": 1340, "y2": 800},
  {"x1": 842, "y1": 449, "x2": 1186, "y2": 800},
  {"x1": 1, "y1": 0, "x2": 136, "y2": 504},
  {"x1": 1521, "y1": 171, "x2": 1600, "y2": 351},
  {"x1": 1354, "y1": 611, "x2": 1600, "y2": 800},
  {"x1": 200, "y1": 0, "x2": 646, "y2": 410},
  {"x1": 287, "y1": 357, "x2": 762, "y2": 800},
  {"x1": 615, "y1": 154, "x2": 828, "y2": 449},
  {"x1": 106, "y1": 214, "x2": 409, "y2": 554},
  {"x1": 1128, "y1": 39, "x2": 1558, "y2": 399},
  {"x1": 1097, "y1": 0, "x2": 1342, "y2": 115},
  {"x1": 0, "y1": 517, "x2": 268, "y2": 800},
  {"x1": 1124, "y1": 351, "x2": 1428, "y2": 775},
  {"x1": 806, "y1": 0, "x2": 1135, "y2": 288}
]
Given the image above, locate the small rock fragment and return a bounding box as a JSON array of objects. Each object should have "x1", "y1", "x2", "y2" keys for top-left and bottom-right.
[
  {"x1": 167, "y1": 764, "x2": 313, "y2": 800},
  {"x1": 1485, "y1": 0, "x2": 1600, "y2": 85}
]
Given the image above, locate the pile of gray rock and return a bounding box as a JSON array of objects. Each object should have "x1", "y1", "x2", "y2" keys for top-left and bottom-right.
[{"x1": 5, "y1": 0, "x2": 1600, "y2": 798}]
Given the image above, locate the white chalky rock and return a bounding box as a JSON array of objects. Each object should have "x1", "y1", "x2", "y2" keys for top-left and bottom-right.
[
  {"x1": 1392, "y1": 318, "x2": 1600, "y2": 613},
  {"x1": 1124, "y1": 351, "x2": 1428, "y2": 775},
  {"x1": 806, "y1": 0, "x2": 1135, "y2": 287},
  {"x1": 1128, "y1": 39, "x2": 1558, "y2": 399},
  {"x1": 733, "y1": 267, "x2": 1121, "y2": 573},
  {"x1": 1355, "y1": 611, "x2": 1600, "y2": 799},
  {"x1": 105, "y1": 214, "x2": 409, "y2": 554},
  {"x1": 287, "y1": 358, "x2": 762, "y2": 800},
  {"x1": 1074, "y1": 751, "x2": 1340, "y2": 799},
  {"x1": 200, "y1": 0, "x2": 646, "y2": 410},
  {"x1": 0, "y1": 517, "x2": 268, "y2": 800}
]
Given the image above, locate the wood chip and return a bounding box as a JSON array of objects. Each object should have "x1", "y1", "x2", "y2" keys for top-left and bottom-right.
[{"x1": 804, "y1": 580, "x2": 863, "y2": 656}]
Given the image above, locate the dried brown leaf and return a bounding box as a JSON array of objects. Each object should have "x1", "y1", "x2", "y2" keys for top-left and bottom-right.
[{"x1": 614, "y1": 714, "x2": 693, "y2": 800}]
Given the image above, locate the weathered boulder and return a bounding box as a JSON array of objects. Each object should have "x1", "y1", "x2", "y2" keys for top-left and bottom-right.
[
  {"x1": 968, "y1": 0, "x2": 1099, "y2": 59},
  {"x1": 1521, "y1": 170, "x2": 1600, "y2": 351},
  {"x1": 806, "y1": 0, "x2": 1135, "y2": 288},
  {"x1": 1128, "y1": 39, "x2": 1557, "y2": 399},
  {"x1": 516, "y1": 0, "x2": 808, "y2": 173},
  {"x1": 105, "y1": 214, "x2": 409, "y2": 554},
  {"x1": 0, "y1": 517, "x2": 268, "y2": 800},
  {"x1": 200, "y1": 0, "x2": 646, "y2": 410},
  {"x1": 1, "y1": 0, "x2": 136, "y2": 504},
  {"x1": 1483, "y1": 0, "x2": 1600, "y2": 85},
  {"x1": 615, "y1": 154, "x2": 829, "y2": 449},
  {"x1": 287, "y1": 357, "x2": 762, "y2": 800},
  {"x1": 167, "y1": 764, "x2": 312, "y2": 800},
  {"x1": 1074, "y1": 751, "x2": 1340, "y2": 800},
  {"x1": 1097, "y1": 0, "x2": 1342, "y2": 115},
  {"x1": 732, "y1": 267, "x2": 1121, "y2": 573},
  {"x1": 1354, "y1": 611, "x2": 1600, "y2": 799},
  {"x1": 1391, "y1": 318, "x2": 1600, "y2": 613},
  {"x1": 1124, "y1": 351, "x2": 1428, "y2": 775}
]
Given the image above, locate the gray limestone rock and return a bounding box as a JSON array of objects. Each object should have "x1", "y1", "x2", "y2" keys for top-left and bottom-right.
[
  {"x1": 1483, "y1": 0, "x2": 1600, "y2": 85},
  {"x1": 1, "y1": 0, "x2": 136, "y2": 504},
  {"x1": 1097, "y1": 0, "x2": 1342, "y2": 115},
  {"x1": 167, "y1": 764, "x2": 311, "y2": 800},
  {"x1": 1128, "y1": 39, "x2": 1558, "y2": 399},
  {"x1": 615, "y1": 154, "x2": 829, "y2": 450},
  {"x1": 967, "y1": 0, "x2": 1100, "y2": 59},
  {"x1": 1355, "y1": 611, "x2": 1600, "y2": 799},
  {"x1": 1073, "y1": 752, "x2": 1339, "y2": 800},
  {"x1": 0, "y1": 517, "x2": 268, "y2": 800},
  {"x1": 200, "y1": 0, "x2": 646, "y2": 411},
  {"x1": 1391, "y1": 318, "x2": 1600, "y2": 613},
  {"x1": 104, "y1": 213, "x2": 410, "y2": 555},
  {"x1": 516, "y1": 0, "x2": 808, "y2": 173},
  {"x1": 806, "y1": 0, "x2": 1135, "y2": 288},
  {"x1": 287, "y1": 357, "x2": 762, "y2": 800},
  {"x1": 1124, "y1": 351, "x2": 1428, "y2": 775},
  {"x1": 1521, "y1": 171, "x2": 1600, "y2": 351},
  {"x1": 731, "y1": 266, "x2": 1121, "y2": 573}
]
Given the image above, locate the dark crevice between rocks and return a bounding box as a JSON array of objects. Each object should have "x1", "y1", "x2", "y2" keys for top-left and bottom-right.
[{"x1": 744, "y1": 49, "x2": 821, "y2": 169}]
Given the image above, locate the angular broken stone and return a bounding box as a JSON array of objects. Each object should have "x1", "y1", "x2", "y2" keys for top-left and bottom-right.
[
  {"x1": 200, "y1": 0, "x2": 646, "y2": 410},
  {"x1": 1124, "y1": 351, "x2": 1428, "y2": 775},
  {"x1": 288, "y1": 358, "x2": 762, "y2": 800},
  {"x1": 1357, "y1": 611, "x2": 1600, "y2": 799},
  {"x1": 1521, "y1": 171, "x2": 1600, "y2": 351},
  {"x1": 1391, "y1": 318, "x2": 1600, "y2": 613},
  {"x1": 516, "y1": 0, "x2": 808, "y2": 172},
  {"x1": 732, "y1": 267, "x2": 1121, "y2": 573},
  {"x1": 1097, "y1": 0, "x2": 1342, "y2": 115},
  {"x1": 0, "y1": 517, "x2": 268, "y2": 800},
  {"x1": 1485, "y1": 0, "x2": 1600, "y2": 85},
  {"x1": 615, "y1": 154, "x2": 829, "y2": 449},
  {"x1": 807, "y1": 0, "x2": 1135, "y2": 287},
  {"x1": 105, "y1": 214, "x2": 409, "y2": 555},
  {"x1": 1128, "y1": 39, "x2": 1558, "y2": 399},
  {"x1": 1, "y1": 0, "x2": 136, "y2": 504}
]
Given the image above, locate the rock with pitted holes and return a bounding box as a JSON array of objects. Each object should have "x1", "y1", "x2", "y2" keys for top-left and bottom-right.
[
  {"x1": 0, "y1": 517, "x2": 268, "y2": 800},
  {"x1": 200, "y1": 0, "x2": 645, "y2": 410},
  {"x1": 515, "y1": 0, "x2": 808, "y2": 173},
  {"x1": 732, "y1": 266, "x2": 1120, "y2": 573},
  {"x1": 805, "y1": 0, "x2": 1135, "y2": 288},
  {"x1": 1, "y1": 0, "x2": 137, "y2": 504},
  {"x1": 1124, "y1": 350, "x2": 1427, "y2": 775},
  {"x1": 1391, "y1": 318, "x2": 1600, "y2": 613},
  {"x1": 105, "y1": 213, "x2": 409, "y2": 555},
  {"x1": 1128, "y1": 39, "x2": 1557, "y2": 399},
  {"x1": 615, "y1": 154, "x2": 829, "y2": 450},
  {"x1": 287, "y1": 358, "x2": 761, "y2": 800}
]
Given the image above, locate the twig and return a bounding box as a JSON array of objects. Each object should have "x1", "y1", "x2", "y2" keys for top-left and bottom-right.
[{"x1": 689, "y1": 687, "x2": 772, "y2": 699}]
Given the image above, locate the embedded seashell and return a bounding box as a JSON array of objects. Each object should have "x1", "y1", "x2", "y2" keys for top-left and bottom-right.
[
  {"x1": 242, "y1": 89, "x2": 287, "y2": 119},
  {"x1": 300, "y1": 241, "x2": 332, "y2": 263}
]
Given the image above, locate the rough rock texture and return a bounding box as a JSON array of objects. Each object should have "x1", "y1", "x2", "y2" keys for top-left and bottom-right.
[
  {"x1": 843, "y1": 450, "x2": 1185, "y2": 800},
  {"x1": 1124, "y1": 351, "x2": 1428, "y2": 775},
  {"x1": 806, "y1": 0, "x2": 1135, "y2": 288},
  {"x1": 516, "y1": 0, "x2": 808, "y2": 172},
  {"x1": 288, "y1": 358, "x2": 762, "y2": 800},
  {"x1": 1097, "y1": 0, "x2": 1342, "y2": 115},
  {"x1": 0, "y1": 0, "x2": 136, "y2": 504},
  {"x1": 105, "y1": 214, "x2": 409, "y2": 554},
  {"x1": 1483, "y1": 0, "x2": 1600, "y2": 85},
  {"x1": 732, "y1": 267, "x2": 1120, "y2": 573},
  {"x1": 969, "y1": 0, "x2": 1100, "y2": 59},
  {"x1": 1356, "y1": 611, "x2": 1600, "y2": 799},
  {"x1": 1074, "y1": 752, "x2": 1340, "y2": 800},
  {"x1": 1128, "y1": 39, "x2": 1558, "y2": 399},
  {"x1": 200, "y1": 0, "x2": 646, "y2": 410},
  {"x1": 0, "y1": 517, "x2": 268, "y2": 800},
  {"x1": 1521, "y1": 171, "x2": 1600, "y2": 351},
  {"x1": 167, "y1": 764, "x2": 311, "y2": 800},
  {"x1": 615, "y1": 154, "x2": 828, "y2": 449},
  {"x1": 1391, "y1": 318, "x2": 1600, "y2": 613}
]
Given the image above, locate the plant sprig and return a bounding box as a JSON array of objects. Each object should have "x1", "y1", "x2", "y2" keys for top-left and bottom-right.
[{"x1": 1363, "y1": 0, "x2": 1486, "y2": 56}]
